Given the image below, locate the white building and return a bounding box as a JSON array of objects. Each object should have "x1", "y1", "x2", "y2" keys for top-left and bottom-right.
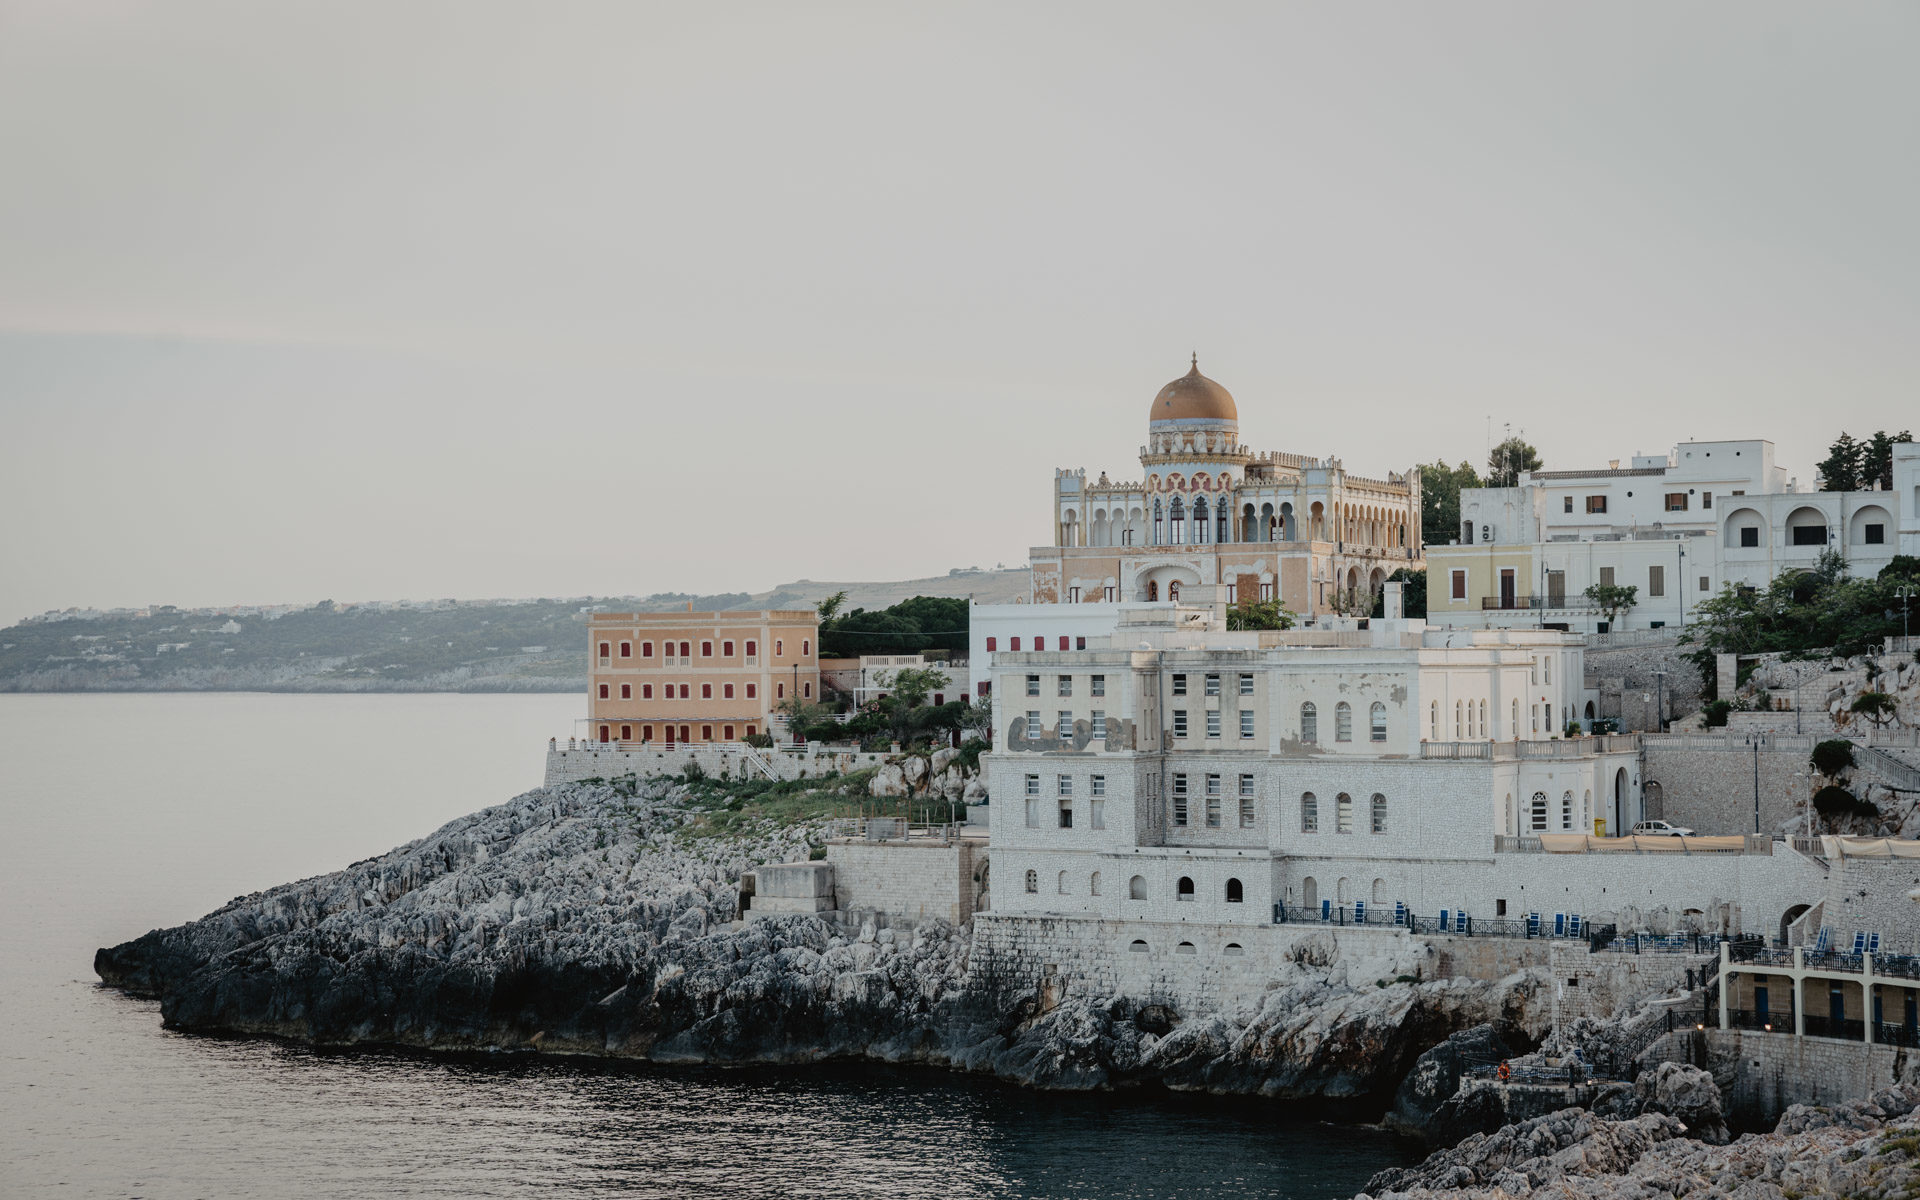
[
  {"x1": 978, "y1": 600, "x2": 1677, "y2": 930},
  {"x1": 1429, "y1": 440, "x2": 1920, "y2": 634}
]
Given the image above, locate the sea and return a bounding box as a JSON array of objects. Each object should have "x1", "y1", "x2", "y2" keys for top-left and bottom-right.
[{"x1": 0, "y1": 693, "x2": 1419, "y2": 1199}]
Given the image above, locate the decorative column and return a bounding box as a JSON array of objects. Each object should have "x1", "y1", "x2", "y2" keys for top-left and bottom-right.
[{"x1": 1793, "y1": 946, "x2": 1806, "y2": 1037}]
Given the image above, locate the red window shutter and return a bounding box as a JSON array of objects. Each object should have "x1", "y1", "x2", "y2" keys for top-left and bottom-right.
[
  {"x1": 986, "y1": 637, "x2": 996, "y2": 651},
  {"x1": 702, "y1": 684, "x2": 712, "y2": 699},
  {"x1": 1059, "y1": 636, "x2": 1069, "y2": 651},
  {"x1": 723, "y1": 641, "x2": 734, "y2": 656},
  {"x1": 747, "y1": 684, "x2": 756, "y2": 698},
  {"x1": 620, "y1": 642, "x2": 631, "y2": 657},
  {"x1": 643, "y1": 684, "x2": 653, "y2": 699},
  {"x1": 1011, "y1": 638, "x2": 1020, "y2": 651},
  {"x1": 598, "y1": 684, "x2": 609, "y2": 699},
  {"x1": 642, "y1": 642, "x2": 653, "y2": 657}
]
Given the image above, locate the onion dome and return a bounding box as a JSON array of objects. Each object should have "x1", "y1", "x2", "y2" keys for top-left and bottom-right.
[{"x1": 1150, "y1": 354, "x2": 1237, "y2": 425}]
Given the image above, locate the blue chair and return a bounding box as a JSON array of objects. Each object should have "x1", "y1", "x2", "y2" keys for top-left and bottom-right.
[
  {"x1": 1812, "y1": 927, "x2": 1831, "y2": 953},
  {"x1": 1354, "y1": 900, "x2": 1367, "y2": 923},
  {"x1": 1394, "y1": 901, "x2": 1408, "y2": 926},
  {"x1": 1554, "y1": 913, "x2": 1567, "y2": 937},
  {"x1": 1527, "y1": 912, "x2": 1541, "y2": 937},
  {"x1": 1852, "y1": 931, "x2": 1869, "y2": 955},
  {"x1": 1321, "y1": 899, "x2": 1332, "y2": 922},
  {"x1": 1866, "y1": 933, "x2": 1881, "y2": 954},
  {"x1": 1440, "y1": 909, "x2": 1452, "y2": 932},
  {"x1": 1568, "y1": 914, "x2": 1582, "y2": 938}
]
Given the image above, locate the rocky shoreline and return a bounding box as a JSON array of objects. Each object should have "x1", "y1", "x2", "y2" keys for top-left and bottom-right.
[{"x1": 95, "y1": 780, "x2": 1533, "y2": 1105}]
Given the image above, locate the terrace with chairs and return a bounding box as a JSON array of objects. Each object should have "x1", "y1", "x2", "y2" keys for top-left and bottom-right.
[{"x1": 1715, "y1": 936, "x2": 1920, "y2": 1048}]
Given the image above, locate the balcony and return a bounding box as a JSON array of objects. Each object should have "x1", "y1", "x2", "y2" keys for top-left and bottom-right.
[{"x1": 1481, "y1": 595, "x2": 1600, "y2": 612}]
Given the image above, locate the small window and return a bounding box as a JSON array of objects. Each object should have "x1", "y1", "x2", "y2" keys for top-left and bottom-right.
[
  {"x1": 801, "y1": 640, "x2": 810, "y2": 657},
  {"x1": 775, "y1": 639, "x2": 783, "y2": 656},
  {"x1": 1172, "y1": 773, "x2": 1189, "y2": 826},
  {"x1": 1010, "y1": 637, "x2": 1020, "y2": 651},
  {"x1": 701, "y1": 641, "x2": 713, "y2": 657},
  {"x1": 1024, "y1": 870, "x2": 1038, "y2": 894},
  {"x1": 1238, "y1": 774, "x2": 1255, "y2": 828},
  {"x1": 1176, "y1": 876, "x2": 1195, "y2": 900},
  {"x1": 1075, "y1": 636, "x2": 1086, "y2": 651},
  {"x1": 1058, "y1": 803, "x2": 1073, "y2": 829},
  {"x1": 1240, "y1": 709, "x2": 1254, "y2": 738},
  {"x1": 1335, "y1": 702, "x2": 1353, "y2": 742},
  {"x1": 1204, "y1": 673, "x2": 1220, "y2": 697},
  {"x1": 1300, "y1": 702, "x2": 1318, "y2": 743},
  {"x1": 1058, "y1": 710, "x2": 1072, "y2": 735},
  {"x1": 702, "y1": 684, "x2": 712, "y2": 699},
  {"x1": 1176, "y1": 941, "x2": 1196, "y2": 955},
  {"x1": 1301, "y1": 792, "x2": 1318, "y2": 833},
  {"x1": 680, "y1": 642, "x2": 691, "y2": 658},
  {"x1": 1586, "y1": 495, "x2": 1608, "y2": 514},
  {"x1": 723, "y1": 724, "x2": 734, "y2": 740},
  {"x1": 1025, "y1": 774, "x2": 1041, "y2": 796},
  {"x1": 1091, "y1": 674, "x2": 1106, "y2": 697},
  {"x1": 1238, "y1": 673, "x2": 1253, "y2": 696},
  {"x1": 986, "y1": 637, "x2": 997, "y2": 652},
  {"x1": 1450, "y1": 569, "x2": 1466, "y2": 601},
  {"x1": 744, "y1": 640, "x2": 755, "y2": 657},
  {"x1": 598, "y1": 684, "x2": 609, "y2": 700},
  {"x1": 1091, "y1": 710, "x2": 1107, "y2": 739},
  {"x1": 1530, "y1": 792, "x2": 1549, "y2": 832},
  {"x1": 1335, "y1": 793, "x2": 1353, "y2": 835},
  {"x1": 620, "y1": 724, "x2": 630, "y2": 740},
  {"x1": 1090, "y1": 774, "x2": 1106, "y2": 796},
  {"x1": 1864, "y1": 523, "x2": 1885, "y2": 545},
  {"x1": 1369, "y1": 702, "x2": 1387, "y2": 742},
  {"x1": 1699, "y1": 575, "x2": 1710, "y2": 592},
  {"x1": 1058, "y1": 636, "x2": 1069, "y2": 651},
  {"x1": 701, "y1": 724, "x2": 712, "y2": 741},
  {"x1": 723, "y1": 640, "x2": 734, "y2": 656},
  {"x1": 1129, "y1": 877, "x2": 1147, "y2": 901},
  {"x1": 1172, "y1": 673, "x2": 1188, "y2": 696},
  {"x1": 619, "y1": 641, "x2": 631, "y2": 658},
  {"x1": 1665, "y1": 493, "x2": 1687, "y2": 512},
  {"x1": 1648, "y1": 564, "x2": 1666, "y2": 598},
  {"x1": 1173, "y1": 709, "x2": 1188, "y2": 738},
  {"x1": 1026, "y1": 674, "x2": 1041, "y2": 696},
  {"x1": 1563, "y1": 496, "x2": 1573, "y2": 513},
  {"x1": 1599, "y1": 566, "x2": 1615, "y2": 587},
  {"x1": 1225, "y1": 878, "x2": 1243, "y2": 903},
  {"x1": 1206, "y1": 710, "x2": 1221, "y2": 738},
  {"x1": 1702, "y1": 491, "x2": 1712, "y2": 510},
  {"x1": 620, "y1": 684, "x2": 631, "y2": 700},
  {"x1": 1740, "y1": 526, "x2": 1760, "y2": 548},
  {"x1": 1224, "y1": 943, "x2": 1244, "y2": 956},
  {"x1": 643, "y1": 684, "x2": 654, "y2": 699},
  {"x1": 1205, "y1": 773, "x2": 1222, "y2": 827},
  {"x1": 1057, "y1": 774, "x2": 1073, "y2": 797},
  {"x1": 1129, "y1": 937, "x2": 1148, "y2": 950},
  {"x1": 1371, "y1": 793, "x2": 1387, "y2": 834},
  {"x1": 745, "y1": 684, "x2": 756, "y2": 699},
  {"x1": 1058, "y1": 675, "x2": 1073, "y2": 697},
  {"x1": 642, "y1": 641, "x2": 654, "y2": 657},
  {"x1": 1026, "y1": 711, "x2": 1041, "y2": 739},
  {"x1": 724, "y1": 684, "x2": 735, "y2": 699}
]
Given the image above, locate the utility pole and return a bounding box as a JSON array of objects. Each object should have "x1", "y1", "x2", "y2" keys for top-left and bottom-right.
[
  {"x1": 1653, "y1": 670, "x2": 1668, "y2": 733},
  {"x1": 1752, "y1": 735, "x2": 1761, "y2": 835}
]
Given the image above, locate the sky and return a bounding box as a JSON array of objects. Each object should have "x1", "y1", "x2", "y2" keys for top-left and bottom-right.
[{"x1": 1, "y1": 2, "x2": 1915, "y2": 624}]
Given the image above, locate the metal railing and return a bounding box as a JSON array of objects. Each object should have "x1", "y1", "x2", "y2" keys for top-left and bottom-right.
[{"x1": 1801, "y1": 1015, "x2": 1866, "y2": 1041}]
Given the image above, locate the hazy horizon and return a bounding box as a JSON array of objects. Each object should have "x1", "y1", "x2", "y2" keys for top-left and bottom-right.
[{"x1": 4, "y1": 3, "x2": 1915, "y2": 625}]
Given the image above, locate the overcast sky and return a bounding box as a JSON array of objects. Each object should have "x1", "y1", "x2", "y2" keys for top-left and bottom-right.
[{"x1": 2, "y1": 2, "x2": 1915, "y2": 623}]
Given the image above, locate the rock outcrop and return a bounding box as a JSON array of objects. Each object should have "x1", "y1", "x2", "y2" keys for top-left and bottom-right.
[
  {"x1": 1361, "y1": 1085, "x2": 1918, "y2": 1200},
  {"x1": 96, "y1": 781, "x2": 1531, "y2": 1104}
]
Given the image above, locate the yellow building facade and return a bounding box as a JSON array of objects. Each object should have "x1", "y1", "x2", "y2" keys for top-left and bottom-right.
[{"x1": 586, "y1": 610, "x2": 821, "y2": 745}]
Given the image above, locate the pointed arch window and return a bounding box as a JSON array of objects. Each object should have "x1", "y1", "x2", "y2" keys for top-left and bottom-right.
[
  {"x1": 1153, "y1": 498, "x2": 1164, "y2": 545},
  {"x1": 1300, "y1": 702, "x2": 1318, "y2": 744},
  {"x1": 1168, "y1": 497, "x2": 1186, "y2": 545},
  {"x1": 1193, "y1": 497, "x2": 1210, "y2": 544}
]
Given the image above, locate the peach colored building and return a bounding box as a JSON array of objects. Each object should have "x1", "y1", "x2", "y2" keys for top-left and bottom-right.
[{"x1": 586, "y1": 610, "x2": 821, "y2": 745}]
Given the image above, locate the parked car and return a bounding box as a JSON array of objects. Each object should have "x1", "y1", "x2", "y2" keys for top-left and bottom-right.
[{"x1": 1632, "y1": 820, "x2": 1695, "y2": 837}]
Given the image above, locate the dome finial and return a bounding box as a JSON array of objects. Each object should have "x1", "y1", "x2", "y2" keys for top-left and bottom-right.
[{"x1": 1191, "y1": 351, "x2": 1198, "y2": 371}]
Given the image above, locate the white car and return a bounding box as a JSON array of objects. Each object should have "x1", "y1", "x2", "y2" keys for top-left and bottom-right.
[{"x1": 1633, "y1": 820, "x2": 1695, "y2": 838}]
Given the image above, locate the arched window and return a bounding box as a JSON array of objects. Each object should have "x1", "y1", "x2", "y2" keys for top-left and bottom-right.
[
  {"x1": 1454, "y1": 700, "x2": 1463, "y2": 739},
  {"x1": 1130, "y1": 939, "x2": 1149, "y2": 953},
  {"x1": 1168, "y1": 581, "x2": 1181, "y2": 602},
  {"x1": 1371, "y1": 793, "x2": 1387, "y2": 834},
  {"x1": 1335, "y1": 793, "x2": 1354, "y2": 834},
  {"x1": 1478, "y1": 700, "x2": 1488, "y2": 739},
  {"x1": 1301, "y1": 792, "x2": 1319, "y2": 832},
  {"x1": 1152, "y1": 498, "x2": 1164, "y2": 545},
  {"x1": 1129, "y1": 875, "x2": 1147, "y2": 900},
  {"x1": 1058, "y1": 871, "x2": 1068, "y2": 895},
  {"x1": 1193, "y1": 497, "x2": 1210, "y2": 544},
  {"x1": 1300, "y1": 702, "x2": 1318, "y2": 743},
  {"x1": 1370, "y1": 702, "x2": 1387, "y2": 742},
  {"x1": 1561, "y1": 791, "x2": 1575, "y2": 830},
  {"x1": 1090, "y1": 871, "x2": 1102, "y2": 896},
  {"x1": 1335, "y1": 702, "x2": 1353, "y2": 742},
  {"x1": 1023, "y1": 869, "x2": 1038, "y2": 894},
  {"x1": 1225, "y1": 878, "x2": 1244, "y2": 903},
  {"x1": 1543, "y1": 656, "x2": 1551, "y2": 685},
  {"x1": 1372, "y1": 877, "x2": 1387, "y2": 904},
  {"x1": 1176, "y1": 941, "x2": 1197, "y2": 955},
  {"x1": 1176, "y1": 876, "x2": 1195, "y2": 900},
  {"x1": 1512, "y1": 699, "x2": 1520, "y2": 737},
  {"x1": 1302, "y1": 876, "x2": 1319, "y2": 908},
  {"x1": 1530, "y1": 792, "x2": 1549, "y2": 832},
  {"x1": 1430, "y1": 701, "x2": 1439, "y2": 741},
  {"x1": 1217, "y1": 503, "x2": 1229, "y2": 543},
  {"x1": 1224, "y1": 943, "x2": 1245, "y2": 956},
  {"x1": 1145, "y1": 580, "x2": 1158, "y2": 602},
  {"x1": 1169, "y1": 497, "x2": 1186, "y2": 544}
]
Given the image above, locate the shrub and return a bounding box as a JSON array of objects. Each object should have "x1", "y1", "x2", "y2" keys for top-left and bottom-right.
[
  {"x1": 1812, "y1": 785, "x2": 1876, "y2": 821},
  {"x1": 1702, "y1": 699, "x2": 1733, "y2": 728},
  {"x1": 1810, "y1": 739, "x2": 1856, "y2": 777},
  {"x1": 742, "y1": 732, "x2": 774, "y2": 749}
]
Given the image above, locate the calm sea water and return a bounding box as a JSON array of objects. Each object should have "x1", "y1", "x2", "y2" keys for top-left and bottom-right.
[{"x1": 0, "y1": 693, "x2": 1417, "y2": 1199}]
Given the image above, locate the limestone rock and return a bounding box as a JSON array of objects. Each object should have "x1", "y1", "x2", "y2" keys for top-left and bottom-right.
[{"x1": 1633, "y1": 1061, "x2": 1729, "y2": 1144}]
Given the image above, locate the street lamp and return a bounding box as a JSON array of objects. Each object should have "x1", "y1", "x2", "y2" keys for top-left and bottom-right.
[{"x1": 1897, "y1": 586, "x2": 1914, "y2": 650}]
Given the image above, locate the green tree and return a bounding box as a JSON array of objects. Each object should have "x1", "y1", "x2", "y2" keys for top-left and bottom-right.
[
  {"x1": 1584, "y1": 582, "x2": 1638, "y2": 629},
  {"x1": 1227, "y1": 599, "x2": 1298, "y2": 631},
  {"x1": 1368, "y1": 569, "x2": 1427, "y2": 618},
  {"x1": 1817, "y1": 433, "x2": 1864, "y2": 491},
  {"x1": 816, "y1": 590, "x2": 848, "y2": 623},
  {"x1": 872, "y1": 665, "x2": 952, "y2": 746},
  {"x1": 1485, "y1": 436, "x2": 1542, "y2": 488},
  {"x1": 1810, "y1": 739, "x2": 1856, "y2": 777},
  {"x1": 1419, "y1": 460, "x2": 1482, "y2": 546},
  {"x1": 1863, "y1": 430, "x2": 1915, "y2": 491},
  {"x1": 1850, "y1": 691, "x2": 1897, "y2": 728}
]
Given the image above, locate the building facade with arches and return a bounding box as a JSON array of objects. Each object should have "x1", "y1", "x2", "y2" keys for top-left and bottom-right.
[
  {"x1": 1428, "y1": 440, "x2": 1920, "y2": 635},
  {"x1": 1029, "y1": 357, "x2": 1423, "y2": 619}
]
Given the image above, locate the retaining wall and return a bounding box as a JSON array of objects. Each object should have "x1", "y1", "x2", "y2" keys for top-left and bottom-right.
[
  {"x1": 544, "y1": 743, "x2": 891, "y2": 786},
  {"x1": 1706, "y1": 1029, "x2": 1920, "y2": 1126}
]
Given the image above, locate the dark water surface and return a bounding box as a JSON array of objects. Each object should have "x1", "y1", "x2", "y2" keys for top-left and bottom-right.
[{"x1": 0, "y1": 694, "x2": 1417, "y2": 1198}]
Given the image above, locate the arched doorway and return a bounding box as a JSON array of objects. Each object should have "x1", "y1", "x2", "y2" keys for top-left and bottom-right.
[
  {"x1": 975, "y1": 860, "x2": 990, "y2": 912},
  {"x1": 1612, "y1": 767, "x2": 1628, "y2": 836},
  {"x1": 1780, "y1": 903, "x2": 1811, "y2": 946}
]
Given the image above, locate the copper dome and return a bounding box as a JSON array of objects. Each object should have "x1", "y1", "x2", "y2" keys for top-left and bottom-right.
[{"x1": 1150, "y1": 355, "x2": 1237, "y2": 424}]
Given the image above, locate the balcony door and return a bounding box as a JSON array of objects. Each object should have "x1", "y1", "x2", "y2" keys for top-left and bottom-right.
[{"x1": 1499, "y1": 569, "x2": 1517, "y2": 610}]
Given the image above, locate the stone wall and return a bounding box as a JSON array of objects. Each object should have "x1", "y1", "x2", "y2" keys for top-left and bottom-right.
[
  {"x1": 1706, "y1": 1029, "x2": 1920, "y2": 1127},
  {"x1": 1823, "y1": 856, "x2": 1920, "y2": 955},
  {"x1": 1586, "y1": 641, "x2": 1704, "y2": 731},
  {"x1": 1547, "y1": 940, "x2": 1709, "y2": 1026},
  {"x1": 1642, "y1": 738, "x2": 1810, "y2": 835},
  {"x1": 824, "y1": 838, "x2": 985, "y2": 926}
]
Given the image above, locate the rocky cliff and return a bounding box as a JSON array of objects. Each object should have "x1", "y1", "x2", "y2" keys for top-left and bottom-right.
[
  {"x1": 96, "y1": 780, "x2": 1533, "y2": 1104},
  {"x1": 1361, "y1": 1081, "x2": 1919, "y2": 1200}
]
